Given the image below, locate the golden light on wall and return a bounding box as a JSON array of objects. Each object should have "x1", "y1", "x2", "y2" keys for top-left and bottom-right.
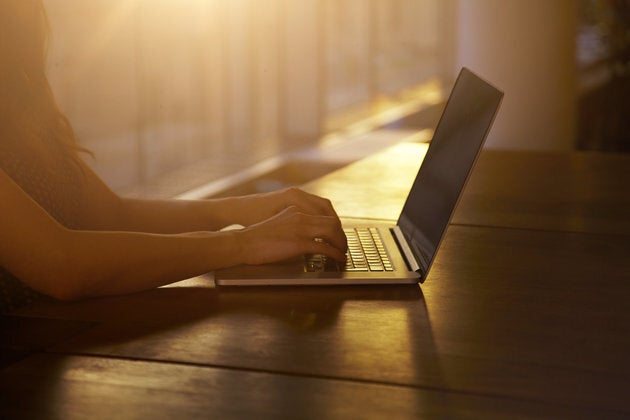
[{"x1": 44, "y1": 0, "x2": 450, "y2": 195}]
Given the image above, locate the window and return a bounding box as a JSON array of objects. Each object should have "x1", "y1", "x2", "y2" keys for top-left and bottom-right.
[{"x1": 45, "y1": 0, "x2": 454, "y2": 196}]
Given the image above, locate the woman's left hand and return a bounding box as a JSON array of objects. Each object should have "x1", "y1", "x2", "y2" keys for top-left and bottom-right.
[{"x1": 228, "y1": 187, "x2": 340, "y2": 227}]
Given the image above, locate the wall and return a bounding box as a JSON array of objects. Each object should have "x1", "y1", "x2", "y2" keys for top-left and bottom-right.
[
  {"x1": 43, "y1": 1, "x2": 450, "y2": 193},
  {"x1": 44, "y1": 0, "x2": 288, "y2": 191},
  {"x1": 456, "y1": 0, "x2": 578, "y2": 150}
]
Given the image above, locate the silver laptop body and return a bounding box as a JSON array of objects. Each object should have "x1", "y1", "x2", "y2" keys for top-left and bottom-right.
[{"x1": 214, "y1": 68, "x2": 504, "y2": 286}]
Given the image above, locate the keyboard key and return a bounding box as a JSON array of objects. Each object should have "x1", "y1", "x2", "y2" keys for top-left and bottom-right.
[{"x1": 306, "y1": 228, "x2": 393, "y2": 273}]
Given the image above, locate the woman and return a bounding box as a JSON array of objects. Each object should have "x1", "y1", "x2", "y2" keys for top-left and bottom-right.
[{"x1": 0, "y1": 0, "x2": 347, "y2": 313}]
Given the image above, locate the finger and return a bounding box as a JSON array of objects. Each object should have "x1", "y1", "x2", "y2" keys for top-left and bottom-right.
[
  {"x1": 303, "y1": 238, "x2": 347, "y2": 262},
  {"x1": 286, "y1": 188, "x2": 339, "y2": 218},
  {"x1": 306, "y1": 194, "x2": 339, "y2": 218},
  {"x1": 302, "y1": 218, "x2": 347, "y2": 254},
  {"x1": 267, "y1": 208, "x2": 347, "y2": 254}
]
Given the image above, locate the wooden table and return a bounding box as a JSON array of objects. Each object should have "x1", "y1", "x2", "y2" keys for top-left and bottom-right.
[
  {"x1": 2, "y1": 143, "x2": 630, "y2": 418},
  {"x1": 308, "y1": 142, "x2": 630, "y2": 235}
]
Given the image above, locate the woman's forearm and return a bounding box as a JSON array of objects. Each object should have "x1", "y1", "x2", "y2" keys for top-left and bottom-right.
[
  {"x1": 113, "y1": 188, "x2": 340, "y2": 234},
  {"x1": 9, "y1": 200, "x2": 347, "y2": 302},
  {"x1": 76, "y1": 164, "x2": 249, "y2": 234},
  {"x1": 35, "y1": 228, "x2": 242, "y2": 300},
  {"x1": 114, "y1": 197, "x2": 241, "y2": 233},
  {"x1": 22, "y1": 202, "x2": 347, "y2": 301}
]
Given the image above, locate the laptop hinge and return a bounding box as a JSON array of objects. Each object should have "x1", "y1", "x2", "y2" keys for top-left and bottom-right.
[{"x1": 391, "y1": 226, "x2": 423, "y2": 275}]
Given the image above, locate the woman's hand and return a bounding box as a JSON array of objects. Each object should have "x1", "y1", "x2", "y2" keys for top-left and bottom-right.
[
  {"x1": 234, "y1": 205, "x2": 347, "y2": 266},
  {"x1": 229, "y1": 187, "x2": 340, "y2": 227}
]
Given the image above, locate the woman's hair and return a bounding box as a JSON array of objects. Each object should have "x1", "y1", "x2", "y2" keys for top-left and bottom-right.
[{"x1": 0, "y1": 0, "x2": 89, "y2": 161}]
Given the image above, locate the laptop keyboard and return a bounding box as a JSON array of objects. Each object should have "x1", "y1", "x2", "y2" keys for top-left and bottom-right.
[{"x1": 305, "y1": 227, "x2": 394, "y2": 272}]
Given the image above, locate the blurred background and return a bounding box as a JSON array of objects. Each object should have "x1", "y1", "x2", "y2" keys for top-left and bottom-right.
[{"x1": 43, "y1": 0, "x2": 629, "y2": 197}]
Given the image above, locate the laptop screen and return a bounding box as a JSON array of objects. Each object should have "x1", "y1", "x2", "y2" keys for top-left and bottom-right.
[{"x1": 398, "y1": 68, "x2": 503, "y2": 275}]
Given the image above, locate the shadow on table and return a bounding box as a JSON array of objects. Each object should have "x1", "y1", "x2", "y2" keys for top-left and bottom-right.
[
  {"x1": 6, "y1": 279, "x2": 456, "y2": 417},
  {"x1": 12, "y1": 277, "x2": 427, "y2": 347}
]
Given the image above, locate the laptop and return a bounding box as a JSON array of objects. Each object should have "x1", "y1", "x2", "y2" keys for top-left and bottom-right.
[{"x1": 213, "y1": 67, "x2": 503, "y2": 286}]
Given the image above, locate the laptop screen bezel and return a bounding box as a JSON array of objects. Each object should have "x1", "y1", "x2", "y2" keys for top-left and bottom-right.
[{"x1": 397, "y1": 67, "x2": 504, "y2": 280}]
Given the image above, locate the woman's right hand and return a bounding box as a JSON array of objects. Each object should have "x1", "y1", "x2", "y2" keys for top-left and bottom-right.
[{"x1": 234, "y1": 205, "x2": 347, "y2": 266}]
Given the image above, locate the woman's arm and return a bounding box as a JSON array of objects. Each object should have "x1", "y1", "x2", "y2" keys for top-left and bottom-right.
[
  {"x1": 1, "y1": 167, "x2": 346, "y2": 301},
  {"x1": 0, "y1": 167, "x2": 236, "y2": 300},
  {"x1": 77, "y1": 160, "x2": 341, "y2": 234}
]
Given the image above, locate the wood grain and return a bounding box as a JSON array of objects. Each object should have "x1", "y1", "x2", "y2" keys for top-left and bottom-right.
[
  {"x1": 7, "y1": 146, "x2": 630, "y2": 416},
  {"x1": 0, "y1": 354, "x2": 620, "y2": 419},
  {"x1": 457, "y1": 150, "x2": 630, "y2": 234},
  {"x1": 306, "y1": 143, "x2": 630, "y2": 235},
  {"x1": 304, "y1": 142, "x2": 427, "y2": 221},
  {"x1": 14, "y1": 226, "x2": 630, "y2": 412}
]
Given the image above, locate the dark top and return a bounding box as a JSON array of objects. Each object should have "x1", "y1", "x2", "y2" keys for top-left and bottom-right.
[{"x1": 0, "y1": 138, "x2": 84, "y2": 314}]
